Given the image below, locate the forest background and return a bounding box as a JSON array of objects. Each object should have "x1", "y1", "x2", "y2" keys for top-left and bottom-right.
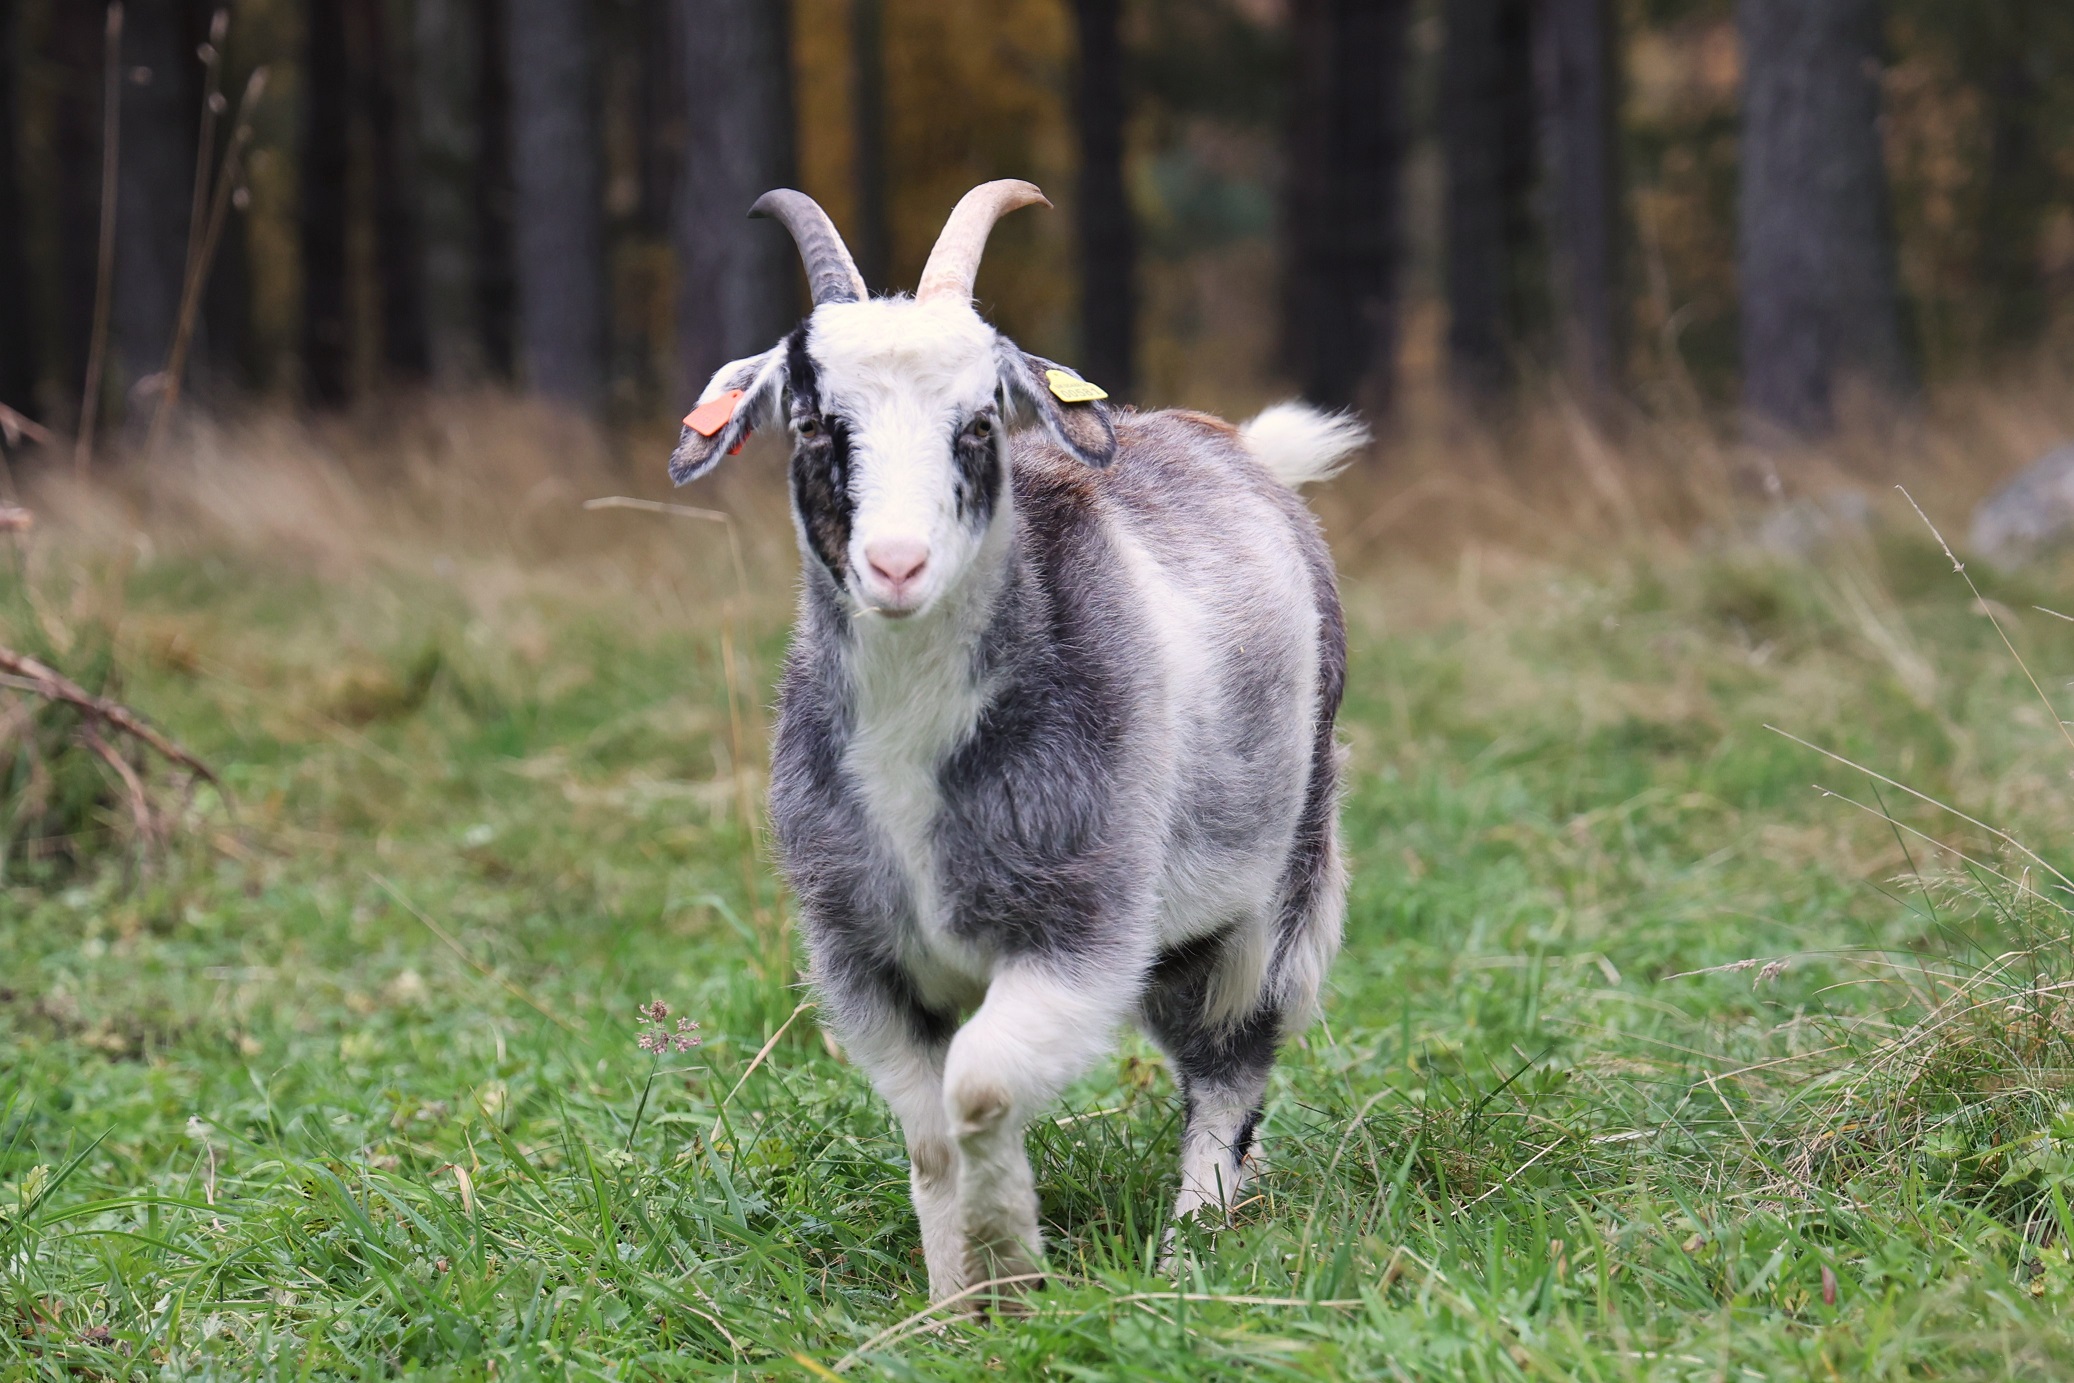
[
  {"x1": 3, "y1": 0, "x2": 2070, "y2": 449},
  {"x1": 10, "y1": 2, "x2": 2074, "y2": 1377}
]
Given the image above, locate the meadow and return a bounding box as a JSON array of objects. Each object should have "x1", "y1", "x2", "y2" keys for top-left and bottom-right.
[{"x1": 7, "y1": 389, "x2": 2074, "y2": 1378}]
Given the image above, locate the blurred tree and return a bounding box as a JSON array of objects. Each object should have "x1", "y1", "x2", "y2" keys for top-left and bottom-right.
[
  {"x1": 474, "y1": 0, "x2": 516, "y2": 378},
  {"x1": 1283, "y1": 0, "x2": 1412, "y2": 412},
  {"x1": 1888, "y1": 0, "x2": 2074, "y2": 361},
  {"x1": 351, "y1": 0, "x2": 428, "y2": 382},
  {"x1": 1071, "y1": 0, "x2": 1135, "y2": 397},
  {"x1": 0, "y1": 0, "x2": 34, "y2": 415},
  {"x1": 1534, "y1": 0, "x2": 1620, "y2": 406},
  {"x1": 302, "y1": 0, "x2": 351, "y2": 405},
  {"x1": 1441, "y1": 0, "x2": 1539, "y2": 398},
  {"x1": 48, "y1": 0, "x2": 108, "y2": 423},
  {"x1": 638, "y1": 0, "x2": 680, "y2": 242},
  {"x1": 114, "y1": 1, "x2": 202, "y2": 408},
  {"x1": 1737, "y1": 0, "x2": 1910, "y2": 435},
  {"x1": 849, "y1": 0, "x2": 890, "y2": 290},
  {"x1": 414, "y1": 0, "x2": 484, "y2": 380},
  {"x1": 673, "y1": 0, "x2": 796, "y2": 397},
  {"x1": 1963, "y1": 5, "x2": 2074, "y2": 356},
  {"x1": 1973, "y1": 17, "x2": 2056, "y2": 351},
  {"x1": 507, "y1": 0, "x2": 606, "y2": 411}
]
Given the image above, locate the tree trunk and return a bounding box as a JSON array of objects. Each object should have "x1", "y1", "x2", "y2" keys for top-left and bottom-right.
[
  {"x1": 1972, "y1": 5, "x2": 2066, "y2": 354},
  {"x1": 849, "y1": 0, "x2": 889, "y2": 290},
  {"x1": 352, "y1": 0, "x2": 430, "y2": 382},
  {"x1": 1533, "y1": 0, "x2": 1619, "y2": 406},
  {"x1": 414, "y1": 0, "x2": 484, "y2": 380},
  {"x1": 1736, "y1": 0, "x2": 1910, "y2": 435},
  {"x1": 639, "y1": 0, "x2": 680, "y2": 240},
  {"x1": 198, "y1": 155, "x2": 253, "y2": 397},
  {"x1": 1441, "y1": 0, "x2": 1538, "y2": 398},
  {"x1": 302, "y1": 0, "x2": 353, "y2": 406},
  {"x1": 0, "y1": 0, "x2": 35, "y2": 416},
  {"x1": 50, "y1": 0, "x2": 107, "y2": 425},
  {"x1": 1977, "y1": 49, "x2": 2046, "y2": 350},
  {"x1": 1282, "y1": 0, "x2": 1412, "y2": 413},
  {"x1": 506, "y1": 0, "x2": 606, "y2": 411},
  {"x1": 673, "y1": 0, "x2": 796, "y2": 398},
  {"x1": 474, "y1": 0, "x2": 516, "y2": 379},
  {"x1": 1071, "y1": 0, "x2": 1134, "y2": 399},
  {"x1": 114, "y1": 0, "x2": 202, "y2": 408}
]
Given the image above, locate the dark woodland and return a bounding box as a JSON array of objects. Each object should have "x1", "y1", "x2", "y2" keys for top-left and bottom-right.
[{"x1": 1, "y1": 0, "x2": 2072, "y2": 443}]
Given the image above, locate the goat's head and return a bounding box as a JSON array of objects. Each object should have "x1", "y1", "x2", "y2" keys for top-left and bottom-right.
[{"x1": 668, "y1": 181, "x2": 1115, "y2": 620}]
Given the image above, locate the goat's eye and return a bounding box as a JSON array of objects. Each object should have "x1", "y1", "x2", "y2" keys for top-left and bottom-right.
[
  {"x1": 797, "y1": 417, "x2": 820, "y2": 437},
  {"x1": 971, "y1": 417, "x2": 993, "y2": 438}
]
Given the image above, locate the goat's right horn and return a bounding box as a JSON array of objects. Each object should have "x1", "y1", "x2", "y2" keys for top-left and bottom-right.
[
  {"x1": 915, "y1": 180, "x2": 1051, "y2": 303},
  {"x1": 750, "y1": 189, "x2": 869, "y2": 306}
]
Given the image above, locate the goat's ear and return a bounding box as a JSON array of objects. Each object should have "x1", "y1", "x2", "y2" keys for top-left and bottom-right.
[
  {"x1": 668, "y1": 344, "x2": 789, "y2": 485},
  {"x1": 997, "y1": 344, "x2": 1117, "y2": 468}
]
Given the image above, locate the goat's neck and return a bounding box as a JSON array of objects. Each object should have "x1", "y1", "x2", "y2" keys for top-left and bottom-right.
[{"x1": 844, "y1": 511, "x2": 1018, "y2": 736}]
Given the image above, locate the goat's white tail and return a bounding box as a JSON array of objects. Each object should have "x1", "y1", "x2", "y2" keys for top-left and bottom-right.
[{"x1": 1239, "y1": 402, "x2": 1370, "y2": 489}]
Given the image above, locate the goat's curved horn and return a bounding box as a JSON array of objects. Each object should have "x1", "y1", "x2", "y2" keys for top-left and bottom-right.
[
  {"x1": 749, "y1": 189, "x2": 868, "y2": 306},
  {"x1": 915, "y1": 180, "x2": 1051, "y2": 303}
]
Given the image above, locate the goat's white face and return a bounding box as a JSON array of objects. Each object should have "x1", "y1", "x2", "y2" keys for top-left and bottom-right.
[
  {"x1": 670, "y1": 300, "x2": 1116, "y2": 623},
  {"x1": 799, "y1": 300, "x2": 1008, "y2": 619},
  {"x1": 666, "y1": 182, "x2": 1116, "y2": 618}
]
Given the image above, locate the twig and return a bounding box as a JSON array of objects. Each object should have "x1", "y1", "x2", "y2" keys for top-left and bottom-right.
[
  {"x1": 708, "y1": 1000, "x2": 814, "y2": 1142},
  {"x1": 1456, "y1": 1138, "x2": 1566, "y2": 1212},
  {"x1": 0, "y1": 644, "x2": 217, "y2": 784},
  {"x1": 76, "y1": 2, "x2": 123, "y2": 479},
  {"x1": 830, "y1": 1274, "x2": 1052, "y2": 1371},
  {"x1": 79, "y1": 725, "x2": 156, "y2": 851},
  {"x1": 582, "y1": 495, "x2": 732, "y2": 524},
  {"x1": 369, "y1": 873, "x2": 585, "y2": 1033},
  {"x1": 1764, "y1": 723, "x2": 2074, "y2": 897},
  {"x1": 1896, "y1": 486, "x2": 2074, "y2": 760},
  {"x1": 0, "y1": 405, "x2": 53, "y2": 449}
]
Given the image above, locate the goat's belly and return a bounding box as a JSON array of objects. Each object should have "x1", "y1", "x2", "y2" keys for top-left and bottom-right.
[
  {"x1": 1147, "y1": 728, "x2": 1310, "y2": 947},
  {"x1": 1151, "y1": 838, "x2": 1291, "y2": 945}
]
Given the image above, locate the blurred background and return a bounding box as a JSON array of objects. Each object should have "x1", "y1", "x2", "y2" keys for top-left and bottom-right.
[{"x1": 2, "y1": 0, "x2": 2072, "y2": 462}]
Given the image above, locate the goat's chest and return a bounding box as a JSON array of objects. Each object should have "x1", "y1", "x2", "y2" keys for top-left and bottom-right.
[{"x1": 838, "y1": 647, "x2": 992, "y2": 980}]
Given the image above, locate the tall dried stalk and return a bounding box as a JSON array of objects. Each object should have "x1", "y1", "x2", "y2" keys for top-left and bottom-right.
[
  {"x1": 146, "y1": 66, "x2": 267, "y2": 464},
  {"x1": 181, "y1": 11, "x2": 230, "y2": 302},
  {"x1": 73, "y1": 3, "x2": 123, "y2": 479}
]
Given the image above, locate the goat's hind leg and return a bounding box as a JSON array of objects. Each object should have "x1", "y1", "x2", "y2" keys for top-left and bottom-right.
[{"x1": 1141, "y1": 936, "x2": 1283, "y2": 1232}]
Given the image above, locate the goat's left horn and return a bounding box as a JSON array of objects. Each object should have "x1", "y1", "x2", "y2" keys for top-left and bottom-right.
[
  {"x1": 915, "y1": 180, "x2": 1050, "y2": 303},
  {"x1": 750, "y1": 189, "x2": 869, "y2": 306}
]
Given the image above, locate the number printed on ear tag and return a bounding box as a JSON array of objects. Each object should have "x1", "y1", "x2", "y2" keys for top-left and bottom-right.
[
  {"x1": 1044, "y1": 369, "x2": 1108, "y2": 404},
  {"x1": 683, "y1": 389, "x2": 745, "y2": 437}
]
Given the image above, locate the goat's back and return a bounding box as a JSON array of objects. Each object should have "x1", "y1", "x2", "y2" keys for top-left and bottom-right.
[{"x1": 1010, "y1": 409, "x2": 1345, "y2": 962}]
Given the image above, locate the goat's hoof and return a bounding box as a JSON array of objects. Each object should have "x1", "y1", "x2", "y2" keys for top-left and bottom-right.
[{"x1": 972, "y1": 1277, "x2": 1043, "y2": 1320}]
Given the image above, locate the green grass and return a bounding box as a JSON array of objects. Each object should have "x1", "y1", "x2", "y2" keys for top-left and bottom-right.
[{"x1": 8, "y1": 492, "x2": 2074, "y2": 1378}]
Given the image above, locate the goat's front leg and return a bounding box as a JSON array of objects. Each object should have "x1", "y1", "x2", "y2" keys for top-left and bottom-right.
[
  {"x1": 822, "y1": 995, "x2": 965, "y2": 1301},
  {"x1": 941, "y1": 961, "x2": 1137, "y2": 1302}
]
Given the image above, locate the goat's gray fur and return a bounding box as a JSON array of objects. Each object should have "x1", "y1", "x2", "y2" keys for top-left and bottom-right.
[{"x1": 670, "y1": 184, "x2": 1360, "y2": 1304}]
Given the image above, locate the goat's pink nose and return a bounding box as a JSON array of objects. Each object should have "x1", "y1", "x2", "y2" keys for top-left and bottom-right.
[{"x1": 864, "y1": 538, "x2": 930, "y2": 589}]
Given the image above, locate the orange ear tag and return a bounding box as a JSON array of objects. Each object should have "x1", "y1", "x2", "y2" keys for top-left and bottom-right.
[{"x1": 683, "y1": 389, "x2": 745, "y2": 438}]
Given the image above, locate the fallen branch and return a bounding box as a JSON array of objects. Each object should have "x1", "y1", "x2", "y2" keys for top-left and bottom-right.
[
  {"x1": 0, "y1": 645, "x2": 219, "y2": 786},
  {"x1": 0, "y1": 404, "x2": 53, "y2": 450}
]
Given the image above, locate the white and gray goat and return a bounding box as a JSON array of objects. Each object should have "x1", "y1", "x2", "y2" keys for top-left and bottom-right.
[{"x1": 668, "y1": 181, "x2": 1362, "y2": 1304}]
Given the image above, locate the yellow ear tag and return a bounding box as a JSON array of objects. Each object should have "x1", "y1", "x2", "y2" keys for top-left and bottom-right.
[{"x1": 1044, "y1": 369, "x2": 1109, "y2": 404}]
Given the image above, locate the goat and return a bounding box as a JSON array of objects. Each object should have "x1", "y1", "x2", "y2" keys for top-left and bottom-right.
[{"x1": 667, "y1": 181, "x2": 1362, "y2": 1306}]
